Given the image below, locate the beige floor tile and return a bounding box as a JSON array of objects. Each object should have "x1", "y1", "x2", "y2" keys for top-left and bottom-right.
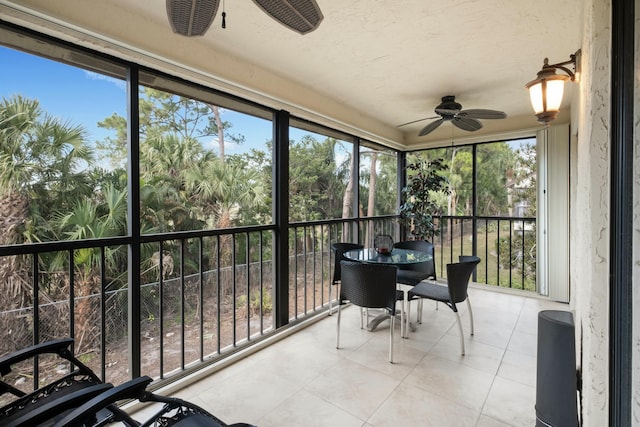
[
  {"x1": 258, "y1": 389, "x2": 364, "y2": 427},
  {"x1": 405, "y1": 354, "x2": 495, "y2": 412},
  {"x1": 506, "y1": 330, "x2": 538, "y2": 357},
  {"x1": 468, "y1": 289, "x2": 526, "y2": 315},
  {"x1": 497, "y1": 349, "x2": 537, "y2": 387},
  {"x1": 402, "y1": 324, "x2": 448, "y2": 353},
  {"x1": 345, "y1": 330, "x2": 427, "y2": 377},
  {"x1": 305, "y1": 358, "x2": 400, "y2": 420},
  {"x1": 182, "y1": 368, "x2": 302, "y2": 425},
  {"x1": 471, "y1": 308, "x2": 520, "y2": 330},
  {"x1": 444, "y1": 311, "x2": 516, "y2": 350},
  {"x1": 247, "y1": 337, "x2": 344, "y2": 386},
  {"x1": 513, "y1": 313, "x2": 539, "y2": 336},
  {"x1": 476, "y1": 414, "x2": 515, "y2": 427},
  {"x1": 369, "y1": 382, "x2": 480, "y2": 427},
  {"x1": 483, "y1": 376, "x2": 536, "y2": 427},
  {"x1": 429, "y1": 333, "x2": 505, "y2": 376}
]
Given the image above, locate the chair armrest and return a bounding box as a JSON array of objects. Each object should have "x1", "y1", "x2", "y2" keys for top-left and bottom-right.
[
  {"x1": 53, "y1": 376, "x2": 153, "y2": 427},
  {"x1": 6, "y1": 383, "x2": 113, "y2": 427},
  {"x1": 0, "y1": 338, "x2": 75, "y2": 376}
]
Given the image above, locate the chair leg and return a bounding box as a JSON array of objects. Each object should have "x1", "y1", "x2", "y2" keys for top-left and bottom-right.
[
  {"x1": 417, "y1": 299, "x2": 424, "y2": 323},
  {"x1": 454, "y1": 311, "x2": 465, "y2": 356},
  {"x1": 328, "y1": 284, "x2": 333, "y2": 316},
  {"x1": 400, "y1": 297, "x2": 405, "y2": 339},
  {"x1": 389, "y1": 314, "x2": 394, "y2": 363},
  {"x1": 466, "y1": 298, "x2": 474, "y2": 336},
  {"x1": 405, "y1": 299, "x2": 412, "y2": 338},
  {"x1": 336, "y1": 304, "x2": 342, "y2": 349}
]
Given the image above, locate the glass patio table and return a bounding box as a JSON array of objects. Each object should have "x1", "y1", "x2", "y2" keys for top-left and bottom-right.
[
  {"x1": 343, "y1": 247, "x2": 432, "y2": 265},
  {"x1": 343, "y1": 247, "x2": 433, "y2": 337}
]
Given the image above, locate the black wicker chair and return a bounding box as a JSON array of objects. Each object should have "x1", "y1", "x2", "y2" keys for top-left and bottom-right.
[
  {"x1": 0, "y1": 338, "x2": 105, "y2": 426},
  {"x1": 329, "y1": 242, "x2": 364, "y2": 315},
  {"x1": 406, "y1": 257, "x2": 480, "y2": 355},
  {"x1": 393, "y1": 240, "x2": 436, "y2": 286},
  {"x1": 393, "y1": 240, "x2": 436, "y2": 332},
  {"x1": 336, "y1": 260, "x2": 400, "y2": 363}
]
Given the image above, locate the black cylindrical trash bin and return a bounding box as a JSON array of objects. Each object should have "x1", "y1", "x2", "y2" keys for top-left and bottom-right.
[{"x1": 535, "y1": 310, "x2": 579, "y2": 427}]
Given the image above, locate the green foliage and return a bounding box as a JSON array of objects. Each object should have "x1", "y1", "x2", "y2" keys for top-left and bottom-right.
[
  {"x1": 476, "y1": 143, "x2": 515, "y2": 216},
  {"x1": 289, "y1": 135, "x2": 347, "y2": 221},
  {"x1": 398, "y1": 158, "x2": 449, "y2": 240},
  {"x1": 359, "y1": 148, "x2": 398, "y2": 217},
  {"x1": 496, "y1": 230, "x2": 536, "y2": 285},
  {"x1": 238, "y1": 288, "x2": 273, "y2": 316}
]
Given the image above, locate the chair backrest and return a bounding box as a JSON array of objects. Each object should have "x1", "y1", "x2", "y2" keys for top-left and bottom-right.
[
  {"x1": 446, "y1": 258, "x2": 480, "y2": 304},
  {"x1": 393, "y1": 240, "x2": 436, "y2": 279},
  {"x1": 458, "y1": 255, "x2": 480, "y2": 265},
  {"x1": 339, "y1": 261, "x2": 398, "y2": 313},
  {"x1": 459, "y1": 255, "x2": 480, "y2": 281},
  {"x1": 0, "y1": 338, "x2": 103, "y2": 425},
  {"x1": 331, "y1": 242, "x2": 363, "y2": 285}
]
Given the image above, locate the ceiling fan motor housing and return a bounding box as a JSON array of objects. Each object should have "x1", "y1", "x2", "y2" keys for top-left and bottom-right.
[{"x1": 435, "y1": 95, "x2": 462, "y2": 119}]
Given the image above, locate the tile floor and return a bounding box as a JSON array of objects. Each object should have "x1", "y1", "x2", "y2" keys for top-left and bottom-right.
[{"x1": 134, "y1": 285, "x2": 569, "y2": 427}]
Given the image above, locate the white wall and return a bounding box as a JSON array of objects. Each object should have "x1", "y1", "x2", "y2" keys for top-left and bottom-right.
[{"x1": 572, "y1": 0, "x2": 611, "y2": 424}]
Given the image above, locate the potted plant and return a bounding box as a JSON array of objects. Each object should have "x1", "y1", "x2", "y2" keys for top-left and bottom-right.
[{"x1": 398, "y1": 158, "x2": 448, "y2": 241}]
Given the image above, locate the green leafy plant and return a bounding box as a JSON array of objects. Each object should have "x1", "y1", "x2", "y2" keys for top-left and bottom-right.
[{"x1": 398, "y1": 158, "x2": 449, "y2": 240}]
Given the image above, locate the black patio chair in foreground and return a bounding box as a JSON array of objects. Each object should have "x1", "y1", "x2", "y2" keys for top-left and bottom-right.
[
  {"x1": 406, "y1": 257, "x2": 480, "y2": 355},
  {"x1": 336, "y1": 260, "x2": 401, "y2": 363},
  {"x1": 50, "y1": 375, "x2": 255, "y2": 427},
  {"x1": 0, "y1": 338, "x2": 105, "y2": 426}
]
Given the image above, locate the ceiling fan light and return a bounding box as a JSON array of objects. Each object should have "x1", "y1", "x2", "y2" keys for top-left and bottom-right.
[{"x1": 166, "y1": 0, "x2": 220, "y2": 36}]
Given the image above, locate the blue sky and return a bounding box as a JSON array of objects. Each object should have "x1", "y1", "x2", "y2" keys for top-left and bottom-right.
[
  {"x1": 0, "y1": 45, "x2": 286, "y2": 159},
  {"x1": 0, "y1": 46, "x2": 126, "y2": 143}
]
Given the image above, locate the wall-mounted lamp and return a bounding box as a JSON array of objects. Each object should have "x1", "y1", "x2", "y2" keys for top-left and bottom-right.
[{"x1": 525, "y1": 50, "x2": 581, "y2": 125}]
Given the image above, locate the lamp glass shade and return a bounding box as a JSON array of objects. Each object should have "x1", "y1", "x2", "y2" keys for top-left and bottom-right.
[
  {"x1": 528, "y1": 82, "x2": 544, "y2": 114},
  {"x1": 544, "y1": 79, "x2": 566, "y2": 112}
]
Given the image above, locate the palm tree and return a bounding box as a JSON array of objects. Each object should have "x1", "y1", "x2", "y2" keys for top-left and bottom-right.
[
  {"x1": 50, "y1": 184, "x2": 131, "y2": 353},
  {"x1": 185, "y1": 156, "x2": 263, "y2": 229},
  {"x1": 0, "y1": 95, "x2": 93, "y2": 351},
  {"x1": 184, "y1": 156, "x2": 264, "y2": 268},
  {"x1": 140, "y1": 134, "x2": 205, "y2": 232}
]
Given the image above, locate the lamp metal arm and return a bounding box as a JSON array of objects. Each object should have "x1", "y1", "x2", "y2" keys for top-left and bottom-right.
[{"x1": 542, "y1": 50, "x2": 581, "y2": 81}]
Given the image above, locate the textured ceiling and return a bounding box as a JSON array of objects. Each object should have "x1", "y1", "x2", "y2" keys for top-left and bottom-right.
[{"x1": 1, "y1": 0, "x2": 583, "y2": 148}]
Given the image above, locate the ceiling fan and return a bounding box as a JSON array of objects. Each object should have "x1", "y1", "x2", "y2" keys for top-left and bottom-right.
[
  {"x1": 166, "y1": 0, "x2": 324, "y2": 37},
  {"x1": 398, "y1": 95, "x2": 507, "y2": 137}
]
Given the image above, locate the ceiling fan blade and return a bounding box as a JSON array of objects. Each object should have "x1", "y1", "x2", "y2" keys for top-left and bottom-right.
[
  {"x1": 251, "y1": 0, "x2": 323, "y2": 34},
  {"x1": 397, "y1": 116, "x2": 438, "y2": 127},
  {"x1": 418, "y1": 119, "x2": 444, "y2": 136},
  {"x1": 166, "y1": 0, "x2": 220, "y2": 36},
  {"x1": 459, "y1": 109, "x2": 507, "y2": 119},
  {"x1": 452, "y1": 117, "x2": 483, "y2": 132}
]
